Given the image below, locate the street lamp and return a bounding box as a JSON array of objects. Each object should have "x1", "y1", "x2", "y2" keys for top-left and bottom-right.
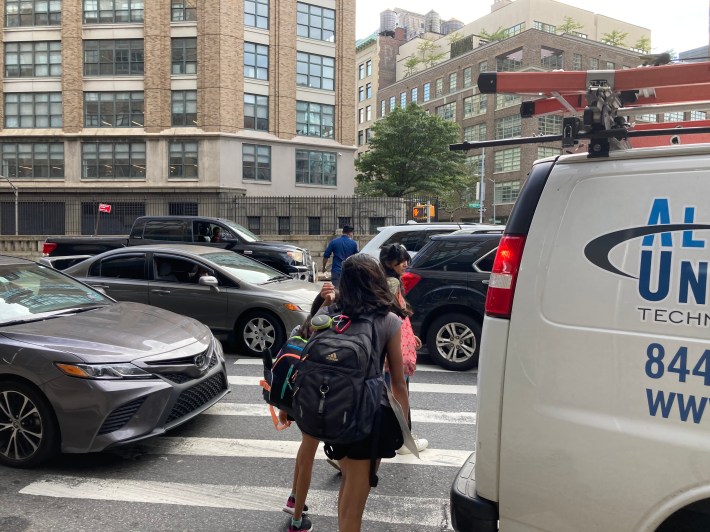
[{"x1": 1, "y1": 175, "x2": 18, "y2": 236}]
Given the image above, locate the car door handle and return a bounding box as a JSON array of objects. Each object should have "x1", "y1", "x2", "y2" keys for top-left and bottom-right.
[
  {"x1": 482, "y1": 280, "x2": 490, "y2": 285},
  {"x1": 151, "y1": 289, "x2": 172, "y2": 294}
]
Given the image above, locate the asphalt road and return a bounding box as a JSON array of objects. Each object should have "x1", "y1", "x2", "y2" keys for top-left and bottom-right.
[{"x1": 0, "y1": 348, "x2": 477, "y2": 532}]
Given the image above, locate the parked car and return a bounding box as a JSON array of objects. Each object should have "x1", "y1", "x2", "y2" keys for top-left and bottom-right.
[
  {"x1": 43, "y1": 215, "x2": 316, "y2": 282},
  {"x1": 360, "y1": 222, "x2": 501, "y2": 259},
  {"x1": 0, "y1": 255, "x2": 229, "y2": 468},
  {"x1": 63, "y1": 245, "x2": 321, "y2": 357},
  {"x1": 401, "y1": 232, "x2": 502, "y2": 371}
]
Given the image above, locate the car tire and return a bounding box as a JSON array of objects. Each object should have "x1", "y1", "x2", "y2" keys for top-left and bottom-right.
[
  {"x1": 426, "y1": 313, "x2": 481, "y2": 371},
  {"x1": 235, "y1": 311, "x2": 286, "y2": 358},
  {"x1": 0, "y1": 380, "x2": 59, "y2": 468}
]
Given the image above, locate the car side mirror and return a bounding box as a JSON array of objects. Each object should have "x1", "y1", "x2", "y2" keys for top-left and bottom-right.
[{"x1": 199, "y1": 275, "x2": 220, "y2": 292}]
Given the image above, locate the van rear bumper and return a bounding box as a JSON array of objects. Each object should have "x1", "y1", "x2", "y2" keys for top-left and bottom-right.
[{"x1": 451, "y1": 452, "x2": 498, "y2": 532}]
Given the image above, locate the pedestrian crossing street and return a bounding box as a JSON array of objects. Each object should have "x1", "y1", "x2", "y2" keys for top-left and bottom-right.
[{"x1": 12, "y1": 356, "x2": 478, "y2": 532}]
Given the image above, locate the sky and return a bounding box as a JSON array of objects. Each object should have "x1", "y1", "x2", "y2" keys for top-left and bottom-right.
[{"x1": 356, "y1": 0, "x2": 710, "y2": 55}]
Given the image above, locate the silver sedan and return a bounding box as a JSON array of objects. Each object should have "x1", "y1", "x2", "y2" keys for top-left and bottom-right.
[
  {"x1": 64, "y1": 245, "x2": 321, "y2": 357},
  {"x1": 0, "y1": 255, "x2": 229, "y2": 468}
]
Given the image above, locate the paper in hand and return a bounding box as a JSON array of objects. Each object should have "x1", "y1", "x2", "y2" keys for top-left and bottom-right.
[{"x1": 386, "y1": 386, "x2": 420, "y2": 459}]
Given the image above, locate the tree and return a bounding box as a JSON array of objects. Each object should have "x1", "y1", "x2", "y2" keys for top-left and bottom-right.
[
  {"x1": 557, "y1": 16, "x2": 584, "y2": 35},
  {"x1": 417, "y1": 40, "x2": 446, "y2": 68},
  {"x1": 601, "y1": 30, "x2": 628, "y2": 47},
  {"x1": 634, "y1": 35, "x2": 652, "y2": 54},
  {"x1": 403, "y1": 55, "x2": 421, "y2": 77},
  {"x1": 355, "y1": 103, "x2": 467, "y2": 197},
  {"x1": 477, "y1": 27, "x2": 509, "y2": 43},
  {"x1": 447, "y1": 32, "x2": 463, "y2": 46},
  {"x1": 439, "y1": 158, "x2": 480, "y2": 220}
]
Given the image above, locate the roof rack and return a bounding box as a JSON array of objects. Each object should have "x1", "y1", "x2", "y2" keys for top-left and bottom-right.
[{"x1": 450, "y1": 61, "x2": 710, "y2": 158}]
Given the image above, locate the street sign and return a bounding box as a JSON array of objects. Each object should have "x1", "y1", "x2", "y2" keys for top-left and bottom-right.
[{"x1": 467, "y1": 202, "x2": 480, "y2": 209}]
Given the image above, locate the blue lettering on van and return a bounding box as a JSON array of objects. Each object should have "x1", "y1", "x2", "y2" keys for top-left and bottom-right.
[
  {"x1": 645, "y1": 342, "x2": 710, "y2": 385},
  {"x1": 646, "y1": 389, "x2": 708, "y2": 423}
]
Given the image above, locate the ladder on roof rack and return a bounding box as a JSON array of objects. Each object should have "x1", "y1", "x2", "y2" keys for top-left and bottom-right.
[{"x1": 450, "y1": 61, "x2": 710, "y2": 157}]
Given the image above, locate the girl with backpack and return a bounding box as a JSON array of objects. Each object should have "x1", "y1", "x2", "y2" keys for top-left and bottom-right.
[
  {"x1": 379, "y1": 244, "x2": 429, "y2": 454},
  {"x1": 311, "y1": 254, "x2": 410, "y2": 532}
]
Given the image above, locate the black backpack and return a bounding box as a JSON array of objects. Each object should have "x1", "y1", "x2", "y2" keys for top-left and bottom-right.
[
  {"x1": 260, "y1": 334, "x2": 308, "y2": 413},
  {"x1": 291, "y1": 314, "x2": 384, "y2": 445}
]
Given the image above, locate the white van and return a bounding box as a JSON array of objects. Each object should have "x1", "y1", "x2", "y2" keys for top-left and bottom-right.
[{"x1": 451, "y1": 65, "x2": 710, "y2": 532}]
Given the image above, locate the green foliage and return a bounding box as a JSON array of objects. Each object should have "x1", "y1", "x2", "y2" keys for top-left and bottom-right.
[
  {"x1": 557, "y1": 16, "x2": 584, "y2": 34},
  {"x1": 447, "y1": 32, "x2": 463, "y2": 45},
  {"x1": 478, "y1": 27, "x2": 509, "y2": 42},
  {"x1": 404, "y1": 55, "x2": 421, "y2": 77},
  {"x1": 417, "y1": 40, "x2": 446, "y2": 68},
  {"x1": 355, "y1": 103, "x2": 467, "y2": 197},
  {"x1": 601, "y1": 29, "x2": 628, "y2": 47},
  {"x1": 634, "y1": 35, "x2": 652, "y2": 54}
]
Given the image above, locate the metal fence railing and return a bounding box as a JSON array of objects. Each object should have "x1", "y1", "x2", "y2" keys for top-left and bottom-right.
[{"x1": 0, "y1": 194, "x2": 440, "y2": 236}]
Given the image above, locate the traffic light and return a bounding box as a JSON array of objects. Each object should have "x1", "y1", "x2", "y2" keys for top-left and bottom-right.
[{"x1": 412, "y1": 203, "x2": 436, "y2": 221}]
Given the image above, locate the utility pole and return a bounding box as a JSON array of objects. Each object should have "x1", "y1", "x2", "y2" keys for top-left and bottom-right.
[
  {"x1": 1, "y1": 175, "x2": 18, "y2": 235},
  {"x1": 479, "y1": 148, "x2": 485, "y2": 224}
]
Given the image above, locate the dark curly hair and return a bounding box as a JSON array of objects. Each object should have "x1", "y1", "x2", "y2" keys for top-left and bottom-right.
[{"x1": 337, "y1": 254, "x2": 397, "y2": 318}]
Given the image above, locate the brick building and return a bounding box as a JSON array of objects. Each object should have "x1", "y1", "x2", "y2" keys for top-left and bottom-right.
[{"x1": 0, "y1": 0, "x2": 357, "y2": 234}]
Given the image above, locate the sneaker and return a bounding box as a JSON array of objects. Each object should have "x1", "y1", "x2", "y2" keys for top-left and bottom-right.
[
  {"x1": 283, "y1": 496, "x2": 308, "y2": 516},
  {"x1": 288, "y1": 515, "x2": 313, "y2": 532},
  {"x1": 396, "y1": 436, "x2": 429, "y2": 454},
  {"x1": 326, "y1": 458, "x2": 341, "y2": 473}
]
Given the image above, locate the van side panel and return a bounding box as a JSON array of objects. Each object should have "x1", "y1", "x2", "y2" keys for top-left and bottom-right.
[{"x1": 498, "y1": 150, "x2": 710, "y2": 530}]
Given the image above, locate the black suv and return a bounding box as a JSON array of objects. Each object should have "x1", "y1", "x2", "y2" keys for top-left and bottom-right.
[{"x1": 402, "y1": 232, "x2": 501, "y2": 371}]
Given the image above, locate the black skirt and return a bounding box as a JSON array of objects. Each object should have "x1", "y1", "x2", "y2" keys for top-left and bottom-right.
[{"x1": 325, "y1": 405, "x2": 404, "y2": 460}]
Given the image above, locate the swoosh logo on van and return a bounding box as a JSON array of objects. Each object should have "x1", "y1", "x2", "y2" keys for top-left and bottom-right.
[{"x1": 584, "y1": 224, "x2": 710, "y2": 279}]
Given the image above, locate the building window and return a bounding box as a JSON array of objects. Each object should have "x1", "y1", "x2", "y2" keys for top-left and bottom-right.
[
  {"x1": 505, "y1": 22, "x2": 525, "y2": 36},
  {"x1": 389, "y1": 96, "x2": 395, "y2": 111},
  {"x1": 495, "y1": 115, "x2": 521, "y2": 139},
  {"x1": 635, "y1": 113, "x2": 658, "y2": 123},
  {"x1": 84, "y1": 39, "x2": 144, "y2": 76},
  {"x1": 247, "y1": 216, "x2": 261, "y2": 234},
  {"x1": 5, "y1": 41, "x2": 61, "y2": 77},
  {"x1": 358, "y1": 86, "x2": 365, "y2": 101},
  {"x1": 533, "y1": 21, "x2": 555, "y2": 33},
  {"x1": 435, "y1": 101, "x2": 456, "y2": 121},
  {"x1": 463, "y1": 67, "x2": 472, "y2": 88},
  {"x1": 606, "y1": 61, "x2": 615, "y2": 69},
  {"x1": 308, "y1": 217, "x2": 321, "y2": 235},
  {"x1": 435, "y1": 78, "x2": 443, "y2": 97},
  {"x1": 366, "y1": 60, "x2": 372, "y2": 76},
  {"x1": 463, "y1": 92, "x2": 487, "y2": 118},
  {"x1": 297, "y1": 2, "x2": 335, "y2": 42},
  {"x1": 463, "y1": 123, "x2": 486, "y2": 142},
  {"x1": 296, "y1": 52, "x2": 334, "y2": 90},
  {"x1": 296, "y1": 101, "x2": 334, "y2": 138},
  {"x1": 466, "y1": 154, "x2": 483, "y2": 176},
  {"x1": 493, "y1": 147, "x2": 521, "y2": 173},
  {"x1": 663, "y1": 112, "x2": 684, "y2": 122},
  {"x1": 171, "y1": 90, "x2": 196, "y2": 126},
  {"x1": 366, "y1": 82, "x2": 372, "y2": 99},
  {"x1": 1, "y1": 142, "x2": 64, "y2": 178},
  {"x1": 479, "y1": 60, "x2": 488, "y2": 73},
  {"x1": 537, "y1": 146, "x2": 561, "y2": 159},
  {"x1": 538, "y1": 115, "x2": 562, "y2": 135},
  {"x1": 244, "y1": 42, "x2": 269, "y2": 80},
  {"x1": 589, "y1": 58, "x2": 599, "y2": 69},
  {"x1": 82, "y1": 142, "x2": 147, "y2": 179},
  {"x1": 572, "y1": 53, "x2": 582, "y2": 71},
  {"x1": 358, "y1": 108, "x2": 364, "y2": 123},
  {"x1": 380, "y1": 99, "x2": 385, "y2": 117},
  {"x1": 244, "y1": 0, "x2": 268, "y2": 29},
  {"x1": 5, "y1": 0, "x2": 61, "y2": 26},
  {"x1": 449, "y1": 72, "x2": 457, "y2": 92},
  {"x1": 358, "y1": 130, "x2": 363, "y2": 146},
  {"x1": 691, "y1": 111, "x2": 707, "y2": 121},
  {"x1": 365, "y1": 128, "x2": 372, "y2": 142},
  {"x1": 84, "y1": 91, "x2": 144, "y2": 128},
  {"x1": 411, "y1": 87, "x2": 418, "y2": 103},
  {"x1": 171, "y1": 0, "x2": 196, "y2": 22},
  {"x1": 169, "y1": 141, "x2": 198, "y2": 179},
  {"x1": 169, "y1": 202, "x2": 198, "y2": 216},
  {"x1": 5, "y1": 92, "x2": 62, "y2": 128},
  {"x1": 494, "y1": 180, "x2": 521, "y2": 203},
  {"x1": 423, "y1": 83, "x2": 430, "y2": 102},
  {"x1": 296, "y1": 150, "x2": 337, "y2": 186},
  {"x1": 171, "y1": 37, "x2": 197, "y2": 75},
  {"x1": 496, "y1": 93, "x2": 522, "y2": 110},
  {"x1": 496, "y1": 49, "x2": 523, "y2": 72},
  {"x1": 541, "y1": 47, "x2": 563, "y2": 70},
  {"x1": 358, "y1": 64, "x2": 365, "y2": 79},
  {"x1": 244, "y1": 93, "x2": 269, "y2": 131},
  {"x1": 83, "y1": 0, "x2": 144, "y2": 24},
  {"x1": 242, "y1": 144, "x2": 271, "y2": 181},
  {"x1": 365, "y1": 105, "x2": 371, "y2": 121},
  {"x1": 400, "y1": 91, "x2": 406, "y2": 107},
  {"x1": 278, "y1": 216, "x2": 291, "y2": 235},
  {"x1": 369, "y1": 217, "x2": 385, "y2": 234}
]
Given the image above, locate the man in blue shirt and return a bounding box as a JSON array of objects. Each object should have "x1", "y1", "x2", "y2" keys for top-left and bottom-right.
[{"x1": 322, "y1": 225, "x2": 358, "y2": 287}]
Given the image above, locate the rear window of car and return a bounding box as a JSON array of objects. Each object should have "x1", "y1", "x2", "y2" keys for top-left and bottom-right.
[
  {"x1": 142, "y1": 220, "x2": 190, "y2": 241},
  {"x1": 415, "y1": 240, "x2": 490, "y2": 272},
  {"x1": 382, "y1": 229, "x2": 455, "y2": 253}
]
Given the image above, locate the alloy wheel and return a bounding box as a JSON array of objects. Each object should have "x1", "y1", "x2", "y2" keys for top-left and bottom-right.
[
  {"x1": 0, "y1": 390, "x2": 44, "y2": 462},
  {"x1": 435, "y1": 321, "x2": 477, "y2": 363}
]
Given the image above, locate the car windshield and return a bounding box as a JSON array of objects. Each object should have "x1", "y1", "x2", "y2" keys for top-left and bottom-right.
[
  {"x1": 0, "y1": 263, "x2": 110, "y2": 324},
  {"x1": 221, "y1": 220, "x2": 260, "y2": 242},
  {"x1": 202, "y1": 252, "x2": 284, "y2": 284}
]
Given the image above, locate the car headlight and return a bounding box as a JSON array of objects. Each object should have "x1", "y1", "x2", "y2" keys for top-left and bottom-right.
[
  {"x1": 284, "y1": 303, "x2": 303, "y2": 312},
  {"x1": 287, "y1": 250, "x2": 305, "y2": 264},
  {"x1": 55, "y1": 362, "x2": 154, "y2": 380}
]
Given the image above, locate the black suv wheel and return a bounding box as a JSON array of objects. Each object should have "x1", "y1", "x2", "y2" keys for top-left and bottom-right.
[{"x1": 426, "y1": 313, "x2": 481, "y2": 371}]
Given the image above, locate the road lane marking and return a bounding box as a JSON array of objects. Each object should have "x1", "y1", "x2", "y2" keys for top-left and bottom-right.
[
  {"x1": 234, "y1": 358, "x2": 476, "y2": 374},
  {"x1": 228, "y1": 375, "x2": 477, "y2": 395},
  {"x1": 204, "y1": 402, "x2": 476, "y2": 425},
  {"x1": 20, "y1": 477, "x2": 453, "y2": 529},
  {"x1": 134, "y1": 436, "x2": 471, "y2": 468}
]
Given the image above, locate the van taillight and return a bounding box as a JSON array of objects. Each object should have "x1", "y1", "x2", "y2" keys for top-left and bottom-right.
[
  {"x1": 485, "y1": 235, "x2": 526, "y2": 318},
  {"x1": 401, "y1": 272, "x2": 421, "y2": 294},
  {"x1": 42, "y1": 242, "x2": 57, "y2": 256}
]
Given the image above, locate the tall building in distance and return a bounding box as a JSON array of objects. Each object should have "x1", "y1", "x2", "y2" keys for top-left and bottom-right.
[
  {"x1": 0, "y1": 0, "x2": 356, "y2": 234},
  {"x1": 377, "y1": 7, "x2": 463, "y2": 41}
]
